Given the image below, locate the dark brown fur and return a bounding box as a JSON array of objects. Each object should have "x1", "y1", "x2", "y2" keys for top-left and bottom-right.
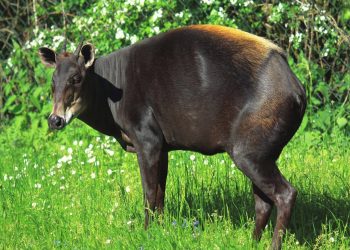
[{"x1": 39, "y1": 25, "x2": 306, "y2": 250}]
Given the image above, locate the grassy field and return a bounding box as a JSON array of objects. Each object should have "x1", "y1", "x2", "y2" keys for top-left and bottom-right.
[{"x1": 0, "y1": 121, "x2": 349, "y2": 249}]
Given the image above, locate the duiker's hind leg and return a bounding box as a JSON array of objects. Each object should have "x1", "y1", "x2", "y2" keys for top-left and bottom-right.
[
  {"x1": 252, "y1": 184, "x2": 274, "y2": 240},
  {"x1": 231, "y1": 154, "x2": 297, "y2": 250}
]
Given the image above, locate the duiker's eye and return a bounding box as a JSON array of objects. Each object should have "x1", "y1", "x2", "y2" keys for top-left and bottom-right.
[
  {"x1": 74, "y1": 75, "x2": 82, "y2": 82},
  {"x1": 71, "y1": 74, "x2": 82, "y2": 85}
]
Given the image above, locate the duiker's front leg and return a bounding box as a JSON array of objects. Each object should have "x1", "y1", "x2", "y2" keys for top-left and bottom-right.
[
  {"x1": 131, "y1": 109, "x2": 167, "y2": 228},
  {"x1": 137, "y1": 149, "x2": 168, "y2": 228}
]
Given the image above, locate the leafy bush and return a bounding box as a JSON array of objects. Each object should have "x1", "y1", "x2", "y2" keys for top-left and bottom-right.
[{"x1": 1, "y1": 0, "x2": 349, "y2": 134}]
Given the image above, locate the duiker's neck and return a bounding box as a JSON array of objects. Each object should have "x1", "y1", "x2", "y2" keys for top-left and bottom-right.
[
  {"x1": 77, "y1": 63, "x2": 123, "y2": 138},
  {"x1": 92, "y1": 48, "x2": 131, "y2": 89}
]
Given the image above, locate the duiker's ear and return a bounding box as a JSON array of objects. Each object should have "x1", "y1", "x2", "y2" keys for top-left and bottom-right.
[
  {"x1": 38, "y1": 47, "x2": 57, "y2": 67},
  {"x1": 80, "y1": 43, "x2": 95, "y2": 68}
]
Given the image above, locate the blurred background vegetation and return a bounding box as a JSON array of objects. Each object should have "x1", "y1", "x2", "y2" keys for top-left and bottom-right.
[{"x1": 1, "y1": 0, "x2": 349, "y2": 140}]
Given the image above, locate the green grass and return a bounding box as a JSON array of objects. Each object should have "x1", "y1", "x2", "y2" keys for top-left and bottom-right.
[{"x1": 0, "y1": 121, "x2": 349, "y2": 249}]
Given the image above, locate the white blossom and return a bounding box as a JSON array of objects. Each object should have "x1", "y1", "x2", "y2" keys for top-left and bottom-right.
[
  {"x1": 130, "y1": 35, "x2": 138, "y2": 44},
  {"x1": 151, "y1": 9, "x2": 163, "y2": 22},
  {"x1": 115, "y1": 28, "x2": 125, "y2": 39},
  {"x1": 201, "y1": 0, "x2": 214, "y2": 5},
  {"x1": 105, "y1": 149, "x2": 115, "y2": 156},
  {"x1": 88, "y1": 156, "x2": 96, "y2": 164},
  {"x1": 67, "y1": 147, "x2": 73, "y2": 155}
]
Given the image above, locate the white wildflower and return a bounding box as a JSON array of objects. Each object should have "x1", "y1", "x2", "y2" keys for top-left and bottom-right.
[
  {"x1": 105, "y1": 149, "x2": 115, "y2": 156},
  {"x1": 201, "y1": 0, "x2": 214, "y2": 4},
  {"x1": 277, "y1": 3, "x2": 284, "y2": 12},
  {"x1": 88, "y1": 157, "x2": 96, "y2": 164},
  {"x1": 87, "y1": 17, "x2": 93, "y2": 25},
  {"x1": 190, "y1": 155, "x2": 196, "y2": 161},
  {"x1": 151, "y1": 9, "x2": 163, "y2": 22},
  {"x1": 58, "y1": 155, "x2": 72, "y2": 164},
  {"x1": 67, "y1": 147, "x2": 73, "y2": 155},
  {"x1": 218, "y1": 7, "x2": 225, "y2": 18},
  {"x1": 153, "y1": 26, "x2": 160, "y2": 34},
  {"x1": 244, "y1": 0, "x2": 253, "y2": 7},
  {"x1": 115, "y1": 28, "x2": 125, "y2": 39},
  {"x1": 107, "y1": 169, "x2": 113, "y2": 175},
  {"x1": 101, "y1": 7, "x2": 107, "y2": 16},
  {"x1": 125, "y1": 186, "x2": 131, "y2": 193},
  {"x1": 32, "y1": 202, "x2": 37, "y2": 208},
  {"x1": 91, "y1": 172, "x2": 96, "y2": 179},
  {"x1": 175, "y1": 12, "x2": 184, "y2": 18},
  {"x1": 300, "y1": 2, "x2": 310, "y2": 12},
  {"x1": 130, "y1": 35, "x2": 138, "y2": 44},
  {"x1": 34, "y1": 183, "x2": 42, "y2": 189}
]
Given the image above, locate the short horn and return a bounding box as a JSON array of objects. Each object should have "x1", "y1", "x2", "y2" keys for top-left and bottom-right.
[{"x1": 74, "y1": 36, "x2": 84, "y2": 56}]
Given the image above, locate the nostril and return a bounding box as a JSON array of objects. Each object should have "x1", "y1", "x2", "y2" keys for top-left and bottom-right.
[{"x1": 54, "y1": 117, "x2": 62, "y2": 127}]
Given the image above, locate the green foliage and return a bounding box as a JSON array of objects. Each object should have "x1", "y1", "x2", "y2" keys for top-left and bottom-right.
[{"x1": 1, "y1": 0, "x2": 349, "y2": 134}]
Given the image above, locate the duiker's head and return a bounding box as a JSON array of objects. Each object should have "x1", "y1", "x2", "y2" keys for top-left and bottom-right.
[{"x1": 39, "y1": 42, "x2": 95, "y2": 130}]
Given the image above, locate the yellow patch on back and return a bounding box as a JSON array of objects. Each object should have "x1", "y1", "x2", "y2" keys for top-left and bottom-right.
[{"x1": 187, "y1": 25, "x2": 285, "y2": 64}]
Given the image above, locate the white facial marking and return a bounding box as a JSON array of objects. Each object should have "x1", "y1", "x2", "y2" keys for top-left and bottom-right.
[{"x1": 64, "y1": 110, "x2": 74, "y2": 124}]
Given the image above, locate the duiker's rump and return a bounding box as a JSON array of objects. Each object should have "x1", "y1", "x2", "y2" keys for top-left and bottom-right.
[{"x1": 39, "y1": 25, "x2": 306, "y2": 249}]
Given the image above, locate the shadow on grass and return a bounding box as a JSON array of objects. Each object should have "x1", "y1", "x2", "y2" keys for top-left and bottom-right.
[
  {"x1": 166, "y1": 183, "x2": 350, "y2": 245},
  {"x1": 291, "y1": 192, "x2": 350, "y2": 244}
]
